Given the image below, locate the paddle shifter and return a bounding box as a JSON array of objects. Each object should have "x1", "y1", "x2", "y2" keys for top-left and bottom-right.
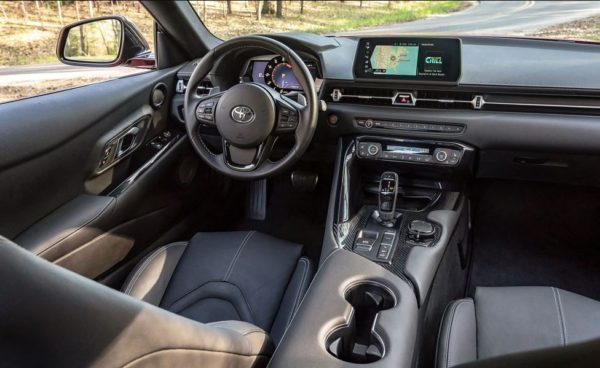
[{"x1": 373, "y1": 172, "x2": 401, "y2": 227}]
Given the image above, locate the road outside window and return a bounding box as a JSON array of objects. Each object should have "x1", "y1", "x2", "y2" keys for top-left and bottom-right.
[
  {"x1": 190, "y1": 1, "x2": 465, "y2": 39},
  {"x1": 0, "y1": 1, "x2": 154, "y2": 103}
]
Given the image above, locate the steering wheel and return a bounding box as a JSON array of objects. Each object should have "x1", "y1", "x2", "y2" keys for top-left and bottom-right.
[{"x1": 184, "y1": 36, "x2": 319, "y2": 180}]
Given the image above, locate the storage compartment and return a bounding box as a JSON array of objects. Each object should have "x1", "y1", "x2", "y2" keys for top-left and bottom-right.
[{"x1": 326, "y1": 283, "x2": 396, "y2": 363}]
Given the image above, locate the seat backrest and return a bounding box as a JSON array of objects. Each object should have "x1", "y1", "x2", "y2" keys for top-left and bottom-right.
[{"x1": 0, "y1": 236, "x2": 273, "y2": 368}]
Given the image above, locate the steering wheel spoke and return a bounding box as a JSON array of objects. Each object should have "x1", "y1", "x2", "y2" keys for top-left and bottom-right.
[{"x1": 222, "y1": 136, "x2": 276, "y2": 171}]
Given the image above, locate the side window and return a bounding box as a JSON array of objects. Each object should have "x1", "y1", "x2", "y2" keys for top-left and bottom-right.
[{"x1": 0, "y1": 1, "x2": 155, "y2": 104}]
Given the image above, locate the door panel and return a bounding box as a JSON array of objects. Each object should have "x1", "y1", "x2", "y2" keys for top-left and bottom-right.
[{"x1": 0, "y1": 66, "x2": 190, "y2": 278}]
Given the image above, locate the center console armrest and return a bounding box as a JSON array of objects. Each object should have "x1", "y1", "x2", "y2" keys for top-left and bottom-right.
[{"x1": 268, "y1": 249, "x2": 418, "y2": 368}]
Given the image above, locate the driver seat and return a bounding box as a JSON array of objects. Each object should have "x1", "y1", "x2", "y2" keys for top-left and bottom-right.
[{"x1": 121, "y1": 231, "x2": 314, "y2": 344}]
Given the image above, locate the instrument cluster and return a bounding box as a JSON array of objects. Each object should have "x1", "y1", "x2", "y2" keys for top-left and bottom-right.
[{"x1": 243, "y1": 55, "x2": 320, "y2": 93}]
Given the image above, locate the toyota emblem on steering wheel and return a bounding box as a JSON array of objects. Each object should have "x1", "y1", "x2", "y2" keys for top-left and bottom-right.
[{"x1": 230, "y1": 105, "x2": 255, "y2": 124}]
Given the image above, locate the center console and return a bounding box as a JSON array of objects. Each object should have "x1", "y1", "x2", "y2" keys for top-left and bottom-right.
[
  {"x1": 270, "y1": 134, "x2": 473, "y2": 367},
  {"x1": 333, "y1": 135, "x2": 473, "y2": 296},
  {"x1": 270, "y1": 37, "x2": 472, "y2": 368}
]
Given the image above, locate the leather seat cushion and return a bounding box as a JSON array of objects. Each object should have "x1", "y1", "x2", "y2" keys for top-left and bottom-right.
[
  {"x1": 122, "y1": 231, "x2": 314, "y2": 344},
  {"x1": 436, "y1": 286, "x2": 600, "y2": 368}
]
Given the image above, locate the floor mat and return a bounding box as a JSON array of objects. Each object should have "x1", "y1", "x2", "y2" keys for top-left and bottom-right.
[{"x1": 468, "y1": 179, "x2": 600, "y2": 300}]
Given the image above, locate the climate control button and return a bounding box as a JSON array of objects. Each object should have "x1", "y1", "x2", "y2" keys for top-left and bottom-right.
[
  {"x1": 433, "y1": 148, "x2": 462, "y2": 165},
  {"x1": 357, "y1": 142, "x2": 381, "y2": 158},
  {"x1": 367, "y1": 144, "x2": 380, "y2": 156}
]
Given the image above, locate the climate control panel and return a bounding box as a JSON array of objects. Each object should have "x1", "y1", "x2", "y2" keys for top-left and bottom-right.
[{"x1": 356, "y1": 138, "x2": 471, "y2": 166}]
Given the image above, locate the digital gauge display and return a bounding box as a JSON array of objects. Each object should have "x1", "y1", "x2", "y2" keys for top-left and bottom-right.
[
  {"x1": 250, "y1": 57, "x2": 318, "y2": 92},
  {"x1": 266, "y1": 56, "x2": 300, "y2": 91}
]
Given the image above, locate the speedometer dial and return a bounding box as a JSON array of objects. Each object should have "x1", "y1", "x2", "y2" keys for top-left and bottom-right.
[{"x1": 264, "y1": 56, "x2": 301, "y2": 92}]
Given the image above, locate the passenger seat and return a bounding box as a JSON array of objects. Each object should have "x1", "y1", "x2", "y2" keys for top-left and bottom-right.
[{"x1": 436, "y1": 286, "x2": 600, "y2": 368}]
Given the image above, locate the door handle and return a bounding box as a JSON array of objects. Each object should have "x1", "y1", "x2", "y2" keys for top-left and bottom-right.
[
  {"x1": 116, "y1": 127, "x2": 140, "y2": 158},
  {"x1": 96, "y1": 116, "x2": 150, "y2": 175}
]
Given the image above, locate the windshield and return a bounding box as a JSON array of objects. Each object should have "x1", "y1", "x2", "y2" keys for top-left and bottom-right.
[{"x1": 190, "y1": 1, "x2": 600, "y2": 42}]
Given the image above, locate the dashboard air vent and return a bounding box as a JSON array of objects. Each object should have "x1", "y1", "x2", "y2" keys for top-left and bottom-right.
[
  {"x1": 327, "y1": 87, "x2": 479, "y2": 110},
  {"x1": 175, "y1": 78, "x2": 214, "y2": 95},
  {"x1": 326, "y1": 86, "x2": 600, "y2": 115}
]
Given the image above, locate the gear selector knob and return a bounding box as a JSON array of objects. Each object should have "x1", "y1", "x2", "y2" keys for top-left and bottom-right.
[
  {"x1": 372, "y1": 172, "x2": 401, "y2": 227},
  {"x1": 378, "y1": 171, "x2": 399, "y2": 221}
]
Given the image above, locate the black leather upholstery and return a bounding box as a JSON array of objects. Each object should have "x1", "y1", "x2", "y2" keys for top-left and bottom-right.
[
  {"x1": 436, "y1": 286, "x2": 600, "y2": 368},
  {"x1": 122, "y1": 231, "x2": 314, "y2": 344},
  {"x1": 0, "y1": 235, "x2": 274, "y2": 368}
]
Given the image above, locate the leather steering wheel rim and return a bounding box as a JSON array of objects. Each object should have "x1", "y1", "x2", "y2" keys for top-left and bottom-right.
[{"x1": 184, "y1": 35, "x2": 319, "y2": 180}]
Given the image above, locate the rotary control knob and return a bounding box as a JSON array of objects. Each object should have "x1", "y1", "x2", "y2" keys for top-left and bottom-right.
[
  {"x1": 435, "y1": 150, "x2": 448, "y2": 162},
  {"x1": 367, "y1": 144, "x2": 380, "y2": 156}
]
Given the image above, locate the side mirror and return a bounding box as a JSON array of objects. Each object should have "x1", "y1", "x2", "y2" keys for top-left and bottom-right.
[{"x1": 56, "y1": 15, "x2": 152, "y2": 67}]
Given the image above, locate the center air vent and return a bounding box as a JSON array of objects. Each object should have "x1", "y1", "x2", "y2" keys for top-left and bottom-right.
[
  {"x1": 326, "y1": 86, "x2": 600, "y2": 115},
  {"x1": 328, "y1": 87, "x2": 481, "y2": 110}
]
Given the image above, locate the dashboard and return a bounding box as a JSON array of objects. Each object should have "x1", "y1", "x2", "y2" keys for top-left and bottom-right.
[
  {"x1": 241, "y1": 55, "x2": 321, "y2": 93},
  {"x1": 176, "y1": 33, "x2": 600, "y2": 186}
]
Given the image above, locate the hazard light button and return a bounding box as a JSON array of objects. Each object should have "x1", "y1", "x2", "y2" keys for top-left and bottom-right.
[{"x1": 392, "y1": 93, "x2": 416, "y2": 106}]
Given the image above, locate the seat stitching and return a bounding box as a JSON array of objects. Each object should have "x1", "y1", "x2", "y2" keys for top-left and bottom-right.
[
  {"x1": 165, "y1": 280, "x2": 255, "y2": 322},
  {"x1": 434, "y1": 303, "x2": 451, "y2": 368},
  {"x1": 125, "y1": 246, "x2": 170, "y2": 295},
  {"x1": 124, "y1": 242, "x2": 187, "y2": 295},
  {"x1": 287, "y1": 258, "x2": 309, "y2": 327},
  {"x1": 446, "y1": 300, "x2": 472, "y2": 368},
  {"x1": 124, "y1": 243, "x2": 181, "y2": 295},
  {"x1": 292, "y1": 258, "x2": 310, "y2": 312},
  {"x1": 122, "y1": 347, "x2": 272, "y2": 368},
  {"x1": 551, "y1": 287, "x2": 566, "y2": 346},
  {"x1": 224, "y1": 231, "x2": 255, "y2": 281},
  {"x1": 441, "y1": 301, "x2": 459, "y2": 368},
  {"x1": 554, "y1": 287, "x2": 568, "y2": 345},
  {"x1": 207, "y1": 321, "x2": 262, "y2": 336}
]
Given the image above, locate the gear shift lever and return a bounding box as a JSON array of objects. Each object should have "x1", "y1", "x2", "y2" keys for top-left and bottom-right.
[{"x1": 373, "y1": 172, "x2": 401, "y2": 227}]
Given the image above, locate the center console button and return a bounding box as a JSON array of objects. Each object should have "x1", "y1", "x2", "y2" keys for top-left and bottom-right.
[
  {"x1": 354, "y1": 230, "x2": 379, "y2": 250},
  {"x1": 381, "y1": 231, "x2": 396, "y2": 245},
  {"x1": 364, "y1": 119, "x2": 374, "y2": 128},
  {"x1": 407, "y1": 220, "x2": 437, "y2": 247},
  {"x1": 408, "y1": 220, "x2": 435, "y2": 237}
]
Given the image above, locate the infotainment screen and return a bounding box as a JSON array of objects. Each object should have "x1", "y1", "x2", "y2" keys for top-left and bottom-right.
[{"x1": 354, "y1": 38, "x2": 461, "y2": 82}]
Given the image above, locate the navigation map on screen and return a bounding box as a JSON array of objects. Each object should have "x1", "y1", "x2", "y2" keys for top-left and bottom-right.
[
  {"x1": 355, "y1": 38, "x2": 461, "y2": 82},
  {"x1": 370, "y1": 45, "x2": 419, "y2": 76}
]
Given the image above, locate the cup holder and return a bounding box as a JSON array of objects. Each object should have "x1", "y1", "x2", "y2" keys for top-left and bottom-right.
[{"x1": 326, "y1": 283, "x2": 396, "y2": 363}]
